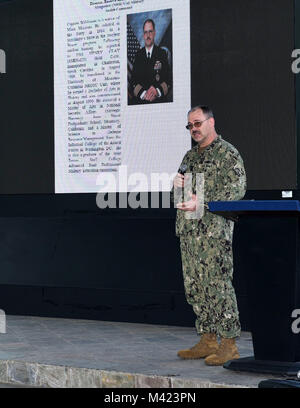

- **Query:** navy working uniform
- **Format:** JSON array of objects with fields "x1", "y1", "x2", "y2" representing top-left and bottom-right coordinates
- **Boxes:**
[{"x1": 173, "y1": 135, "x2": 247, "y2": 338}]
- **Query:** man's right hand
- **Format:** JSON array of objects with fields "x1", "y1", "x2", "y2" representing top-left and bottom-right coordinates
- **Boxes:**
[
  {"x1": 144, "y1": 86, "x2": 158, "y2": 102},
  {"x1": 173, "y1": 173, "x2": 185, "y2": 188}
]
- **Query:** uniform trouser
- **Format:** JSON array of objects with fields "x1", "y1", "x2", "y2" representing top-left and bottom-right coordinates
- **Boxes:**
[{"x1": 179, "y1": 233, "x2": 241, "y2": 338}]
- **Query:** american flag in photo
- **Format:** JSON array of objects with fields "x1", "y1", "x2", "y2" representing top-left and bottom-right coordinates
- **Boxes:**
[{"x1": 127, "y1": 22, "x2": 141, "y2": 98}]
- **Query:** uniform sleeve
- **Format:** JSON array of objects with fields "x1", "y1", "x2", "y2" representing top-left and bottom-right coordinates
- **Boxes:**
[
  {"x1": 212, "y1": 152, "x2": 247, "y2": 202},
  {"x1": 131, "y1": 51, "x2": 146, "y2": 99},
  {"x1": 156, "y1": 49, "x2": 171, "y2": 98}
]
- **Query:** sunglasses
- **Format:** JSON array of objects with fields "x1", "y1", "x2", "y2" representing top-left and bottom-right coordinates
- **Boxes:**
[{"x1": 185, "y1": 118, "x2": 210, "y2": 130}]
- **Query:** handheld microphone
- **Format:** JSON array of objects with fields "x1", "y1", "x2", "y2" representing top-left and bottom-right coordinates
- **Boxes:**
[{"x1": 178, "y1": 164, "x2": 187, "y2": 175}]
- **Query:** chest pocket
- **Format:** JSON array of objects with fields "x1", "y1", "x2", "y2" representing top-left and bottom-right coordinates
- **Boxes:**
[
  {"x1": 197, "y1": 161, "x2": 217, "y2": 200},
  {"x1": 200, "y1": 161, "x2": 216, "y2": 178}
]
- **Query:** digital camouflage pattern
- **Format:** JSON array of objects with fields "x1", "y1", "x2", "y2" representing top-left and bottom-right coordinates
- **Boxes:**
[
  {"x1": 173, "y1": 135, "x2": 247, "y2": 338},
  {"x1": 173, "y1": 135, "x2": 246, "y2": 238},
  {"x1": 180, "y1": 234, "x2": 242, "y2": 337}
]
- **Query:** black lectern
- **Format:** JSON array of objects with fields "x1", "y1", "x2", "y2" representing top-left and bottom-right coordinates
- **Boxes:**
[{"x1": 208, "y1": 200, "x2": 300, "y2": 376}]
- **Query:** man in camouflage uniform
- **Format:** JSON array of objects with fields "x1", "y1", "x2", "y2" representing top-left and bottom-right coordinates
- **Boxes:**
[{"x1": 173, "y1": 105, "x2": 246, "y2": 366}]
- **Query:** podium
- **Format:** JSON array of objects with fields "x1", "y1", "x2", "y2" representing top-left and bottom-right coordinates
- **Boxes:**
[{"x1": 208, "y1": 200, "x2": 300, "y2": 376}]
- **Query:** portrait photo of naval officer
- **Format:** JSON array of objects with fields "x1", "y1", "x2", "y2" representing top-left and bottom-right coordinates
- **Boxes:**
[{"x1": 127, "y1": 10, "x2": 173, "y2": 105}]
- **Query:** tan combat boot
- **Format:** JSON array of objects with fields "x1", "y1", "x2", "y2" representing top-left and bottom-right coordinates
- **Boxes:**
[
  {"x1": 204, "y1": 337, "x2": 240, "y2": 366},
  {"x1": 177, "y1": 333, "x2": 219, "y2": 359}
]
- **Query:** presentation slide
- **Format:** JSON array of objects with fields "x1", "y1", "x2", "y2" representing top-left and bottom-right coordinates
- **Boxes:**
[
  {"x1": 0, "y1": 0, "x2": 296, "y2": 195},
  {"x1": 54, "y1": 0, "x2": 191, "y2": 193}
]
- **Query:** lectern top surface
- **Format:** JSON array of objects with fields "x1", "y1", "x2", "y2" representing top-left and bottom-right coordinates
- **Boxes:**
[{"x1": 208, "y1": 200, "x2": 300, "y2": 212}]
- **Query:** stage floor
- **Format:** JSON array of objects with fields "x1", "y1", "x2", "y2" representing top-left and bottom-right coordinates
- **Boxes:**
[{"x1": 0, "y1": 315, "x2": 287, "y2": 388}]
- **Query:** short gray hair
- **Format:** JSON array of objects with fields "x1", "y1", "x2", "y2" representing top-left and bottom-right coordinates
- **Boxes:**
[{"x1": 188, "y1": 105, "x2": 214, "y2": 119}]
